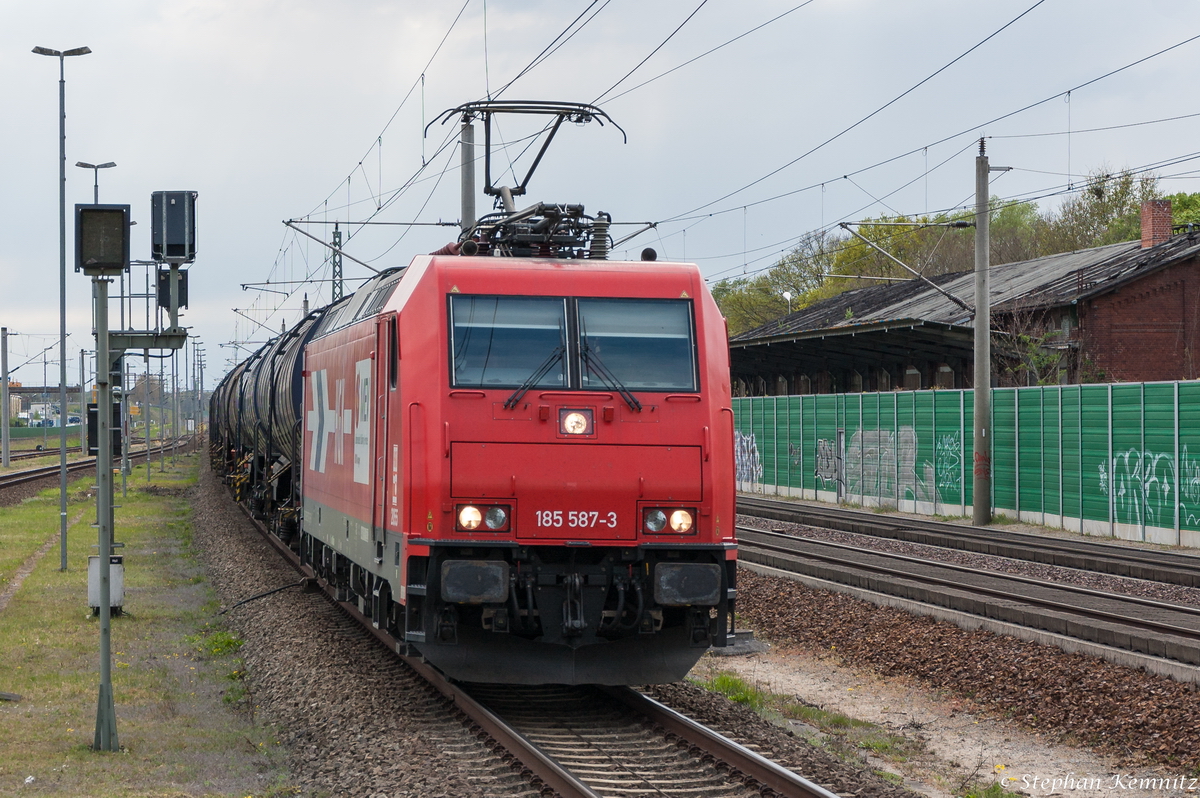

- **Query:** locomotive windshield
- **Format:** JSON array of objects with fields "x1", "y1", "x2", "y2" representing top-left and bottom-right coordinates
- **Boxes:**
[
  {"x1": 450, "y1": 294, "x2": 697, "y2": 392},
  {"x1": 578, "y1": 299, "x2": 696, "y2": 391},
  {"x1": 450, "y1": 296, "x2": 568, "y2": 388}
]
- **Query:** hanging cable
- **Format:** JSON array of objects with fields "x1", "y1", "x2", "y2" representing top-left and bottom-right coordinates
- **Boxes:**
[
  {"x1": 592, "y1": 0, "x2": 710, "y2": 105},
  {"x1": 662, "y1": 0, "x2": 1048, "y2": 222}
]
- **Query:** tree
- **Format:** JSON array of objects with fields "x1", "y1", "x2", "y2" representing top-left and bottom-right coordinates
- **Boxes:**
[
  {"x1": 711, "y1": 232, "x2": 834, "y2": 336},
  {"x1": 990, "y1": 200, "x2": 1043, "y2": 265},
  {"x1": 1167, "y1": 191, "x2": 1200, "y2": 227},
  {"x1": 714, "y1": 166, "x2": 1167, "y2": 339},
  {"x1": 1040, "y1": 169, "x2": 1159, "y2": 253}
]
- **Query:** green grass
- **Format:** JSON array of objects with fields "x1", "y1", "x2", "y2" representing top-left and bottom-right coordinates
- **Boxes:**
[
  {"x1": 962, "y1": 782, "x2": 1015, "y2": 798},
  {"x1": 693, "y1": 668, "x2": 916, "y2": 762},
  {"x1": 0, "y1": 452, "x2": 293, "y2": 796}
]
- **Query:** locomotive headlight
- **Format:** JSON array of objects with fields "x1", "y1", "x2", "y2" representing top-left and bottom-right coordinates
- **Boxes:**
[
  {"x1": 643, "y1": 507, "x2": 696, "y2": 534},
  {"x1": 644, "y1": 509, "x2": 667, "y2": 533},
  {"x1": 458, "y1": 505, "x2": 482, "y2": 530},
  {"x1": 559, "y1": 408, "x2": 593, "y2": 435},
  {"x1": 669, "y1": 509, "x2": 694, "y2": 533},
  {"x1": 484, "y1": 506, "x2": 509, "y2": 530}
]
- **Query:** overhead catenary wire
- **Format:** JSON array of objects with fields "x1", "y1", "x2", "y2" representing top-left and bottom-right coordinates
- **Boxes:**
[
  {"x1": 591, "y1": 0, "x2": 711, "y2": 105},
  {"x1": 654, "y1": 31, "x2": 1200, "y2": 282},
  {"x1": 662, "y1": 0, "x2": 1049, "y2": 223},
  {"x1": 492, "y1": 1, "x2": 610, "y2": 98},
  {"x1": 602, "y1": 1, "x2": 815, "y2": 105},
  {"x1": 705, "y1": 147, "x2": 1200, "y2": 288},
  {"x1": 303, "y1": 0, "x2": 472, "y2": 219}
]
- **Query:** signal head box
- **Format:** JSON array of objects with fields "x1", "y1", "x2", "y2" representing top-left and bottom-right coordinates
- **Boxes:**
[
  {"x1": 75, "y1": 204, "x2": 131, "y2": 274},
  {"x1": 151, "y1": 191, "x2": 198, "y2": 263}
]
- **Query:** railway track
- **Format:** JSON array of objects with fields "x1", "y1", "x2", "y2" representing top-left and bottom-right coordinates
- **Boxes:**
[
  {"x1": 738, "y1": 525, "x2": 1200, "y2": 668},
  {"x1": 3, "y1": 445, "x2": 84, "y2": 462},
  {"x1": 0, "y1": 439, "x2": 193, "y2": 491},
  {"x1": 738, "y1": 495, "x2": 1200, "y2": 587},
  {"x1": 237, "y1": 499, "x2": 836, "y2": 797}
]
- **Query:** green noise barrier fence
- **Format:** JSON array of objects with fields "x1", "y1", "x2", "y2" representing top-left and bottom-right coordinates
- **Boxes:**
[{"x1": 733, "y1": 382, "x2": 1200, "y2": 547}]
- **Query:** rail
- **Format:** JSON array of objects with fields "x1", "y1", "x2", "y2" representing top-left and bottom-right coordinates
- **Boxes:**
[
  {"x1": 739, "y1": 525, "x2": 1200, "y2": 668},
  {"x1": 233, "y1": 492, "x2": 835, "y2": 797},
  {"x1": 738, "y1": 495, "x2": 1200, "y2": 586}
]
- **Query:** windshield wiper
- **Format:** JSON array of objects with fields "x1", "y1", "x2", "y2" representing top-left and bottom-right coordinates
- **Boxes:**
[
  {"x1": 581, "y1": 340, "x2": 642, "y2": 412},
  {"x1": 503, "y1": 345, "x2": 565, "y2": 409}
]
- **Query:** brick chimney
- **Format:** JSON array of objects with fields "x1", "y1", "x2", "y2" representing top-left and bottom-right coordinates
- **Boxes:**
[{"x1": 1141, "y1": 199, "x2": 1173, "y2": 248}]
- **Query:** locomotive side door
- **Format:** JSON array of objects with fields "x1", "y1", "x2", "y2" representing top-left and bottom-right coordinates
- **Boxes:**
[{"x1": 373, "y1": 314, "x2": 399, "y2": 538}]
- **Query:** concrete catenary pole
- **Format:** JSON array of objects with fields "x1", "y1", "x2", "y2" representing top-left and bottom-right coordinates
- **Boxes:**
[
  {"x1": 972, "y1": 139, "x2": 992, "y2": 526},
  {"x1": 461, "y1": 114, "x2": 475, "y2": 235}
]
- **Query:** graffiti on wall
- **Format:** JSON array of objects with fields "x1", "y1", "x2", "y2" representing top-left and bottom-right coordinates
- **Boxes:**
[
  {"x1": 935, "y1": 433, "x2": 963, "y2": 492},
  {"x1": 1099, "y1": 445, "x2": 1200, "y2": 528},
  {"x1": 1183, "y1": 454, "x2": 1200, "y2": 525},
  {"x1": 804, "y1": 426, "x2": 960, "y2": 506},
  {"x1": 735, "y1": 431, "x2": 763, "y2": 483},
  {"x1": 814, "y1": 438, "x2": 840, "y2": 489}
]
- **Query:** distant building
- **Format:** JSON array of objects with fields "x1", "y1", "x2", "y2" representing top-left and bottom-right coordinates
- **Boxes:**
[
  {"x1": 29, "y1": 401, "x2": 59, "y2": 420},
  {"x1": 730, "y1": 200, "x2": 1200, "y2": 395}
]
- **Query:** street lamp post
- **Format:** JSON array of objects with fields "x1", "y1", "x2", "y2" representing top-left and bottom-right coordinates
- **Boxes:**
[
  {"x1": 33, "y1": 44, "x2": 91, "y2": 573},
  {"x1": 76, "y1": 161, "x2": 116, "y2": 205}
]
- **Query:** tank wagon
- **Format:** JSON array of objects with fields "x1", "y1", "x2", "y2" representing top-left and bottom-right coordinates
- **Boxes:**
[{"x1": 211, "y1": 102, "x2": 736, "y2": 684}]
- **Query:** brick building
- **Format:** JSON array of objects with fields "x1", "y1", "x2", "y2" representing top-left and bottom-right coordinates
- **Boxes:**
[{"x1": 730, "y1": 201, "x2": 1200, "y2": 395}]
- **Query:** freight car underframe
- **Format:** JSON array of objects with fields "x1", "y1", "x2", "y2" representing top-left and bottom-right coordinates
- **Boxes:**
[{"x1": 298, "y1": 526, "x2": 736, "y2": 685}]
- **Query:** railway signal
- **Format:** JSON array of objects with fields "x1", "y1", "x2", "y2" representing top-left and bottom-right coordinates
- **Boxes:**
[{"x1": 75, "y1": 191, "x2": 195, "y2": 752}]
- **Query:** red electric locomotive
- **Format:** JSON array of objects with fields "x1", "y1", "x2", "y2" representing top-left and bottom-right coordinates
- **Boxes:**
[{"x1": 212, "y1": 102, "x2": 736, "y2": 684}]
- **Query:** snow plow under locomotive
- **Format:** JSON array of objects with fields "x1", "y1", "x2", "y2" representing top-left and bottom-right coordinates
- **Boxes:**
[{"x1": 210, "y1": 102, "x2": 737, "y2": 684}]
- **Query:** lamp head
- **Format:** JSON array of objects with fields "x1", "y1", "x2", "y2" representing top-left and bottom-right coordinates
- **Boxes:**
[{"x1": 32, "y1": 46, "x2": 91, "y2": 57}]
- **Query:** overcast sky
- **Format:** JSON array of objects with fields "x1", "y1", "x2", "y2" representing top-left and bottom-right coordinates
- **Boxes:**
[{"x1": 5, "y1": 1, "x2": 1200, "y2": 386}]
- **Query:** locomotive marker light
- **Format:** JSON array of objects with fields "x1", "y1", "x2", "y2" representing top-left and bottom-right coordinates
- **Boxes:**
[
  {"x1": 456, "y1": 504, "x2": 511, "y2": 532},
  {"x1": 643, "y1": 507, "x2": 696, "y2": 534},
  {"x1": 458, "y1": 505, "x2": 482, "y2": 530}
]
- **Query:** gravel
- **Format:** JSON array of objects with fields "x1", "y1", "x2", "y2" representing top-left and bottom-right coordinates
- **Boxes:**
[
  {"x1": 0, "y1": 471, "x2": 63, "y2": 507},
  {"x1": 733, "y1": 514, "x2": 1200, "y2": 769},
  {"x1": 644, "y1": 681, "x2": 917, "y2": 798},
  {"x1": 193, "y1": 464, "x2": 539, "y2": 798}
]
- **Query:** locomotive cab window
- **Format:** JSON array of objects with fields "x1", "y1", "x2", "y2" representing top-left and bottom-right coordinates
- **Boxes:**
[
  {"x1": 578, "y1": 298, "x2": 697, "y2": 392},
  {"x1": 450, "y1": 294, "x2": 697, "y2": 393},
  {"x1": 450, "y1": 295, "x2": 568, "y2": 388}
]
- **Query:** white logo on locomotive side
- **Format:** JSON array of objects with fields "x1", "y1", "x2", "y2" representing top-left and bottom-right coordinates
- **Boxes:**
[
  {"x1": 306, "y1": 369, "x2": 339, "y2": 473},
  {"x1": 307, "y1": 365, "x2": 371, "y2": 480},
  {"x1": 353, "y1": 359, "x2": 371, "y2": 484}
]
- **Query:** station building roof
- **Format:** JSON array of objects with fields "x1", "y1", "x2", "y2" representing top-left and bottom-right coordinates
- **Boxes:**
[{"x1": 729, "y1": 231, "x2": 1200, "y2": 387}]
